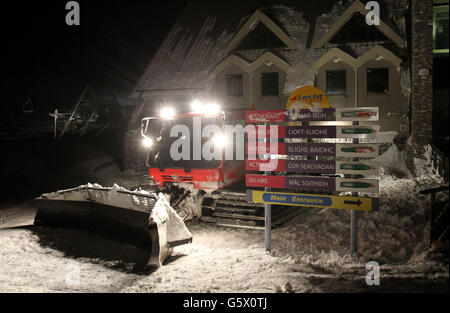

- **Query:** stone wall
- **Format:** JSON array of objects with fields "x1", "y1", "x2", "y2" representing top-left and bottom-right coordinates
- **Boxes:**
[{"x1": 409, "y1": 0, "x2": 434, "y2": 156}]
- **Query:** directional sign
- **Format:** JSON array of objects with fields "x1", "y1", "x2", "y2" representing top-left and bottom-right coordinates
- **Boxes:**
[
  {"x1": 247, "y1": 125, "x2": 380, "y2": 140},
  {"x1": 337, "y1": 107, "x2": 379, "y2": 122},
  {"x1": 336, "y1": 161, "x2": 379, "y2": 175},
  {"x1": 246, "y1": 174, "x2": 335, "y2": 191},
  {"x1": 246, "y1": 175, "x2": 379, "y2": 193},
  {"x1": 336, "y1": 178, "x2": 379, "y2": 193},
  {"x1": 246, "y1": 107, "x2": 379, "y2": 124},
  {"x1": 336, "y1": 144, "x2": 379, "y2": 158},
  {"x1": 246, "y1": 159, "x2": 379, "y2": 176},
  {"x1": 246, "y1": 159, "x2": 336, "y2": 174},
  {"x1": 337, "y1": 126, "x2": 380, "y2": 139},
  {"x1": 288, "y1": 108, "x2": 336, "y2": 122},
  {"x1": 247, "y1": 142, "x2": 379, "y2": 158},
  {"x1": 246, "y1": 110, "x2": 285, "y2": 124},
  {"x1": 247, "y1": 190, "x2": 379, "y2": 211}
]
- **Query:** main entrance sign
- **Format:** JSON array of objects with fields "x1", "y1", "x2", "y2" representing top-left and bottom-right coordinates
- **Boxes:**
[{"x1": 247, "y1": 190, "x2": 379, "y2": 212}]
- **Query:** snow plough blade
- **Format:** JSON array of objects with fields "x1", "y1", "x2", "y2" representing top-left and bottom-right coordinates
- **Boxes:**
[{"x1": 33, "y1": 184, "x2": 192, "y2": 268}]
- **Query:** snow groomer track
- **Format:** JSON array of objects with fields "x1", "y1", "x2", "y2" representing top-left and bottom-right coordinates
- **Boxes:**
[
  {"x1": 201, "y1": 191, "x2": 300, "y2": 230},
  {"x1": 34, "y1": 184, "x2": 193, "y2": 268}
]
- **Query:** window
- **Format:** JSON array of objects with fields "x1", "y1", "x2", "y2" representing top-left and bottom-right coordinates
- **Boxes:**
[
  {"x1": 326, "y1": 70, "x2": 346, "y2": 95},
  {"x1": 433, "y1": 3, "x2": 449, "y2": 54},
  {"x1": 226, "y1": 74, "x2": 243, "y2": 96},
  {"x1": 260, "y1": 72, "x2": 279, "y2": 96},
  {"x1": 367, "y1": 68, "x2": 389, "y2": 94}
]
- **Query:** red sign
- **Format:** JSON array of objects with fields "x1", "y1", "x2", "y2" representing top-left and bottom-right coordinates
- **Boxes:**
[
  {"x1": 246, "y1": 126, "x2": 336, "y2": 139},
  {"x1": 246, "y1": 142, "x2": 337, "y2": 156},
  {"x1": 246, "y1": 125, "x2": 286, "y2": 139},
  {"x1": 246, "y1": 159, "x2": 286, "y2": 172},
  {"x1": 246, "y1": 159, "x2": 337, "y2": 174},
  {"x1": 246, "y1": 174, "x2": 336, "y2": 191},
  {"x1": 246, "y1": 142, "x2": 286, "y2": 155},
  {"x1": 245, "y1": 175, "x2": 286, "y2": 188},
  {"x1": 246, "y1": 110, "x2": 285, "y2": 124}
]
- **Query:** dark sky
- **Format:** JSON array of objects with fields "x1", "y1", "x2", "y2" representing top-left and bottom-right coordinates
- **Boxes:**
[{"x1": 1, "y1": 0, "x2": 187, "y2": 114}]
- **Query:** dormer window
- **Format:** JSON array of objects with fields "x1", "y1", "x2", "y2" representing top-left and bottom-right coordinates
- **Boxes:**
[
  {"x1": 367, "y1": 68, "x2": 389, "y2": 94},
  {"x1": 326, "y1": 70, "x2": 346, "y2": 95},
  {"x1": 226, "y1": 74, "x2": 243, "y2": 97},
  {"x1": 260, "y1": 72, "x2": 279, "y2": 96}
]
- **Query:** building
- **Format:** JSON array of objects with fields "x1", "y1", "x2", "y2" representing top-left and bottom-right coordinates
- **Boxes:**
[{"x1": 130, "y1": 0, "x2": 441, "y2": 172}]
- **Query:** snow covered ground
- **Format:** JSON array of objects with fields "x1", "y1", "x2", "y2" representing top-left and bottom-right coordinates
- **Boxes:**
[{"x1": 0, "y1": 144, "x2": 448, "y2": 293}]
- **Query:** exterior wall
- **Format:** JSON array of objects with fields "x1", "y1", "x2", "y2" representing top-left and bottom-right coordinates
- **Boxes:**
[
  {"x1": 315, "y1": 51, "x2": 408, "y2": 135},
  {"x1": 252, "y1": 63, "x2": 288, "y2": 110},
  {"x1": 357, "y1": 59, "x2": 408, "y2": 135},
  {"x1": 212, "y1": 62, "x2": 288, "y2": 110},
  {"x1": 212, "y1": 64, "x2": 251, "y2": 109},
  {"x1": 410, "y1": 0, "x2": 434, "y2": 155},
  {"x1": 316, "y1": 61, "x2": 356, "y2": 109}
]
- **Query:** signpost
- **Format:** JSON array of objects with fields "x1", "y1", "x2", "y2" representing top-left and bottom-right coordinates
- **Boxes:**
[{"x1": 245, "y1": 87, "x2": 380, "y2": 254}]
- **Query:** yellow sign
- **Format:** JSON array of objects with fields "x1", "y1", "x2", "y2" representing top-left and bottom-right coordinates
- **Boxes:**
[
  {"x1": 286, "y1": 86, "x2": 330, "y2": 109},
  {"x1": 247, "y1": 190, "x2": 378, "y2": 212}
]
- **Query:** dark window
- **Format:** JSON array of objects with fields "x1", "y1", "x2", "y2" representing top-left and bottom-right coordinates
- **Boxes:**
[
  {"x1": 367, "y1": 68, "x2": 389, "y2": 94},
  {"x1": 226, "y1": 74, "x2": 243, "y2": 96},
  {"x1": 260, "y1": 72, "x2": 279, "y2": 96},
  {"x1": 326, "y1": 70, "x2": 346, "y2": 95}
]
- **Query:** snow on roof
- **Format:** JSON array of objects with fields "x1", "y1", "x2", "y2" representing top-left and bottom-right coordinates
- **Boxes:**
[
  {"x1": 132, "y1": 0, "x2": 405, "y2": 98},
  {"x1": 132, "y1": 0, "x2": 260, "y2": 96}
]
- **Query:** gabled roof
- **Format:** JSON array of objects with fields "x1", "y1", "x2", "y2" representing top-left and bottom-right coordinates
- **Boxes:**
[
  {"x1": 313, "y1": 0, "x2": 405, "y2": 48},
  {"x1": 132, "y1": 0, "x2": 346, "y2": 97},
  {"x1": 132, "y1": 0, "x2": 406, "y2": 98},
  {"x1": 223, "y1": 10, "x2": 297, "y2": 55},
  {"x1": 213, "y1": 52, "x2": 290, "y2": 74},
  {"x1": 312, "y1": 45, "x2": 403, "y2": 70}
]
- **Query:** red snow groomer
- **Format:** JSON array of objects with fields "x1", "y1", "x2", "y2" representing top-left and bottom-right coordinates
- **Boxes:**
[
  {"x1": 140, "y1": 103, "x2": 271, "y2": 229},
  {"x1": 141, "y1": 104, "x2": 246, "y2": 190}
]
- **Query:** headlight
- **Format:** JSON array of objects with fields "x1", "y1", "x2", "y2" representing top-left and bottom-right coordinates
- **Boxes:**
[
  {"x1": 191, "y1": 100, "x2": 203, "y2": 112},
  {"x1": 143, "y1": 138, "x2": 153, "y2": 148},
  {"x1": 213, "y1": 134, "x2": 228, "y2": 148},
  {"x1": 160, "y1": 107, "x2": 176, "y2": 120},
  {"x1": 205, "y1": 103, "x2": 221, "y2": 117}
]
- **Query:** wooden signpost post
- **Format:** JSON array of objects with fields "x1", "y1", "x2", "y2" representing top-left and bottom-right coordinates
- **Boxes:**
[{"x1": 245, "y1": 89, "x2": 380, "y2": 253}]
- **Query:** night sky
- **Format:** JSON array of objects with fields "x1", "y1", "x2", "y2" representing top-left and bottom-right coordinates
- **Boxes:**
[{"x1": 1, "y1": 0, "x2": 187, "y2": 115}]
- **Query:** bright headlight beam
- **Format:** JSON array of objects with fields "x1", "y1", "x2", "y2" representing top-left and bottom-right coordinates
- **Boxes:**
[
  {"x1": 191, "y1": 100, "x2": 203, "y2": 112},
  {"x1": 143, "y1": 138, "x2": 153, "y2": 148},
  {"x1": 205, "y1": 103, "x2": 221, "y2": 116},
  {"x1": 160, "y1": 107, "x2": 176, "y2": 120},
  {"x1": 213, "y1": 134, "x2": 228, "y2": 148}
]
